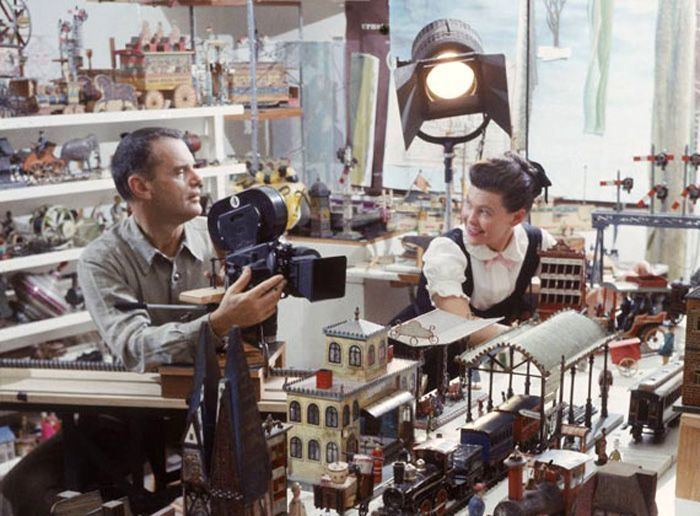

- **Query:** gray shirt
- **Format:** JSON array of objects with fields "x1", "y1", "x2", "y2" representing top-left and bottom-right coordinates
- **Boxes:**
[{"x1": 78, "y1": 215, "x2": 219, "y2": 372}]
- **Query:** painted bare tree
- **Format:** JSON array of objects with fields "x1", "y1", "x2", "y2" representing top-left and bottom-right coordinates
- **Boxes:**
[{"x1": 544, "y1": 0, "x2": 567, "y2": 47}]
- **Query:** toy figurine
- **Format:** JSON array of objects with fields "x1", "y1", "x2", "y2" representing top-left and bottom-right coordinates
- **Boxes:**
[
  {"x1": 609, "y1": 438, "x2": 622, "y2": 462},
  {"x1": 288, "y1": 482, "x2": 307, "y2": 516},
  {"x1": 468, "y1": 482, "x2": 486, "y2": 516},
  {"x1": 659, "y1": 327, "x2": 674, "y2": 364},
  {"x1": 595, "y1": 427, "x2": 608, "y2": 466}
]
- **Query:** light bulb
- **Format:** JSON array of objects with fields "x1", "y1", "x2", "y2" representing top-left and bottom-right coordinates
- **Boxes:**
[{"x1": 425, "y1": 52, "x2": 475, "y2": 100}]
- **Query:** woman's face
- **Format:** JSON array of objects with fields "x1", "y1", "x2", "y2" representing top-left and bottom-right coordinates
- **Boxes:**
[{"x1": 462, "y1": 186, "x2": 526, "y2": 251}]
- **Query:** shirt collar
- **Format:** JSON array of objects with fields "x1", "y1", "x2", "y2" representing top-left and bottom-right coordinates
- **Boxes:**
[
  {"x1": 121, "y1": 216, "x2": 204, "y2": 275},
  {"x1": 462, "y1": 223, "x2": 528, "y2": 262}
]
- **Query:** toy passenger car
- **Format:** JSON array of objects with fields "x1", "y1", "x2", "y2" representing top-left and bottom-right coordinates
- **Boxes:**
[{"x1": 628, "y1": 361, "x2": 682, "y2": 442}]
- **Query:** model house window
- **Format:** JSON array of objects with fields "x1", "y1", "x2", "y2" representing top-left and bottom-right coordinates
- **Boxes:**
[
  {"x1": 353, "y1": 400, "x2": 360, "y2": 421},
  {"x1": 379, "y1": 341, "x2": 386, "y2": 360},
  {"x1": 328, "y1": 342, "x2": 341, "y2": 363},
  {"x1": 308, "y1": 440, "x2": 320, "y2": 461},
  {"x1": 349, "y1": 345, "x2": 362, "y2": 366},
  {"x1": 694, "y1": 368, "x2": 700, "y2": 384},
  {"x1": 343, "y1": 405, "x2": 350, "y2": 427},
  {"x1": 289, "y1": 401, "x2": 301, "y2": 422},
  {"x1": 326, "y1": 442, "x2": 339, "y2": 464},
  {"x1": 290, "y1": 437, "x2": 302, "y2": 458},
  {"x1": 368, "y1": 345, "x2": 376, "y2": 366},
  {"x1": 326, "y1": 406, "x2": 338, "y2": 427},
  {"x1": 308, "y1": 404, "x2": 320, "y2": 425},
  {"x1": 695, "y1": 316, "x2": 700, "y2": 332}
]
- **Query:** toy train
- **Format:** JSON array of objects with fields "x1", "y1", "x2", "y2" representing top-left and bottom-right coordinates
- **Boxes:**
[
  {"x1": 628, "y1": 361, "x2": 683, "y2": 442},
  {"x1": 374, "y1": 395, "x2": 542, "y2": 515}
]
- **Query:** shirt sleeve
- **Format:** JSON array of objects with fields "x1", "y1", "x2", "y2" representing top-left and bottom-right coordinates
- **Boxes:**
[
  {"x1": 78, "y1": 256, "x2": 221, "y2": 373},
  {"x1": 422, "y1": 236, "x2": 469, "y2": 304}
]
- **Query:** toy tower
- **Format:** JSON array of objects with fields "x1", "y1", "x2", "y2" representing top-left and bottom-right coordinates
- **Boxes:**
[
  {"x1": 537, "y1": 241, "x2": 586, "y2": 320},
  {"x1": 284, "y1": 309, "x2": 419, "y2": 483}
]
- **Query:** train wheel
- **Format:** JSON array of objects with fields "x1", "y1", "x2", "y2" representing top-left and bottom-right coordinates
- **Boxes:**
[
  {"x1": 174, "y1": 84, "x2": 197, "y2": 108},
  {"x1": 617, "y1": 358, "x2": 638, "y2": 377},
  {"x1": 144, "y1": 90, "x2": 165, "y2": 110},
  {"x1": 418, "y1": 498, "x2": 432, "y2": 515},
  {"x1": 435, "y1": 488, "x2": 449, "y2": 515}
]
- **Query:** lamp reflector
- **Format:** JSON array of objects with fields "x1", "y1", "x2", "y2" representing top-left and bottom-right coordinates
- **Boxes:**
[{"x1": 425, "y1": 52, "x2": 476, "y2": 100}]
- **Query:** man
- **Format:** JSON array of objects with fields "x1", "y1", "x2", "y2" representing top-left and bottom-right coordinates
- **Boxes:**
[
  {"x1": 1, "y1": 128, "x2": 285, "y2": 515},
  {"x1": 79, "y1": 126, "x2": 285, "y2": 372}
]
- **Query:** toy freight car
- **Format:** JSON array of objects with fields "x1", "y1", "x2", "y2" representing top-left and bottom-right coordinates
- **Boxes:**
[{"x1": 628, "y1": 361, "x2": 683, "y2": 442}]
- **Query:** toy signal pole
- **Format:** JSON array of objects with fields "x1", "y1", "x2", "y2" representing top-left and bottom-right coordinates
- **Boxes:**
[
  {"x1": 633, "y1": 145, "x2": 674, "y2": 214},
  {"x1": 680, "y1": 146, "x2": 700, "y2": 215}
]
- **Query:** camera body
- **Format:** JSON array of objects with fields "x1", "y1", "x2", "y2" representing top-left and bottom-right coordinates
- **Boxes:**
[{"x1": 208, "y1": 186, "x2": 347, "y2": 302}]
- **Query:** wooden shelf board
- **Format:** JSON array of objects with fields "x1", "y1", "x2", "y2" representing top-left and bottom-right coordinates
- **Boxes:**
[
  {"x1": 0, "y1": 311, "x2": 96, "y2": 354},
  {"x1": 0, "y1": 105, "x2": 244, "y2": 131},
  {"x1": 225, "y1": 106, "x2": 302, "y2": 122},
  {"x1": 0, "y1": 248, "x2": 85, "y2": 275}
]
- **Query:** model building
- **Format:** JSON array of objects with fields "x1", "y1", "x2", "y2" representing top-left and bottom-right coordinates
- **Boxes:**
[{"x1": 284, "y1": 309, "x2": 419, "y2": 483}]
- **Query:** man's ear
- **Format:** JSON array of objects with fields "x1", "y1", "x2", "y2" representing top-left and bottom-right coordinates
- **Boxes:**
[
  {"x1": 511, "y1": 208, "x2": 527, "y2": 227},
  {"x1": 127, "y1": 174, "x2": 151, "y2": 201}
]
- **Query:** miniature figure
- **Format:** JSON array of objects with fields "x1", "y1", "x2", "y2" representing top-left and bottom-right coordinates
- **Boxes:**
[
  {"x1": 659, "y1": 327, "x2": 674, "y2": 364},
  {"x1": 288, "y1": 482, "x2": 307, "y2": 516},
  {"x1": 609, "y1": 438, "x2": 622, "y2": 462},
  {"x1": 594, "y1": 427, "x2": 608, "y2": 466},
  {"x1": 468, "y1": 482, "x2": 486, "y2": 516}
]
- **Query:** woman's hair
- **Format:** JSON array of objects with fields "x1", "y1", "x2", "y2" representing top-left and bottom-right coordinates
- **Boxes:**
[{"x1": 469, "y1": 151, "x2": 551, "y2": 213}]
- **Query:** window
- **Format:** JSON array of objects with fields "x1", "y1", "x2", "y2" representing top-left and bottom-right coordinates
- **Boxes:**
[
  {"x1": 401, "y1": 375, "x2": 408, "y2": 390},
  {"x1": 368, "y1": 345, "x2": 375, "y2": 366},
  {"x1": 328, "y1": 342, "x2": 341, "y2": 364},
  {"x1": 343, "y1": 405, "x2": 350, "y2": 427},
  {"x1": 290, "y1": 437, "x2": 302, "y2": 458},
  {"x1": 308, "y1": 440, "x2": 320, "y2": 461},
  {"x1": 326, "y1": 406, "x2": 338, "y2": 428},
  {"x1": 694, "y1": 316, "x2": 700, "y2": 332},
  {"x1": 289, "y1": 401, "x2": 301, "y2": 422},
  {"x1": 308, "y1": 404, "x2": 320, "y2": 425},
  {"x1": 326, "y1": 442, "x2": 339, "y2": 464},
  {"x1": 349, "y1": 345, "x2": 362, "y2": 367},
  {"x1": 353, "y1": 400, "x2": 360, "y2": 421},
  {"x1": 694, "y1": 369, "x2": 700, "y2": 384},
  {"x1": 379, "y1": 341, "x2": 386, "y2": 361}
]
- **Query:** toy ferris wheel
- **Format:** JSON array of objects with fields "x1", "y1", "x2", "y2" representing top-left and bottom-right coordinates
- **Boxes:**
[{"x1": 0, "y1": 0, "x2": 31, "y2": 50}]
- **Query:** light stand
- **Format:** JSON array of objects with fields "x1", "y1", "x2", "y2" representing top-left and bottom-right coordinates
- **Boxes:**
[{"x1": 416, "y1": 115, "x2": 491, "y2": 231}]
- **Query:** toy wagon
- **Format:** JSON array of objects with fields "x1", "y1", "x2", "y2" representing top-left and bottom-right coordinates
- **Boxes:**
[
  {"x1": 114, "y1": 48, "x2": 197, "y2": 109},
  {"x1": 609, "y1": 338, "x2": 641, "y2": 376}
]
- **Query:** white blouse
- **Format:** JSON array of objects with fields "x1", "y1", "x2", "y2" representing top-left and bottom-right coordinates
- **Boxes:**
[{"x1": 422, "y1": 224, "x2": 557, "y2": 311}]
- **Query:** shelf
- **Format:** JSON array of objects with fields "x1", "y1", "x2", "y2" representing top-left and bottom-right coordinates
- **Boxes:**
[
  {"x1": 0, "y1": 163, "x2": 246, "y2": 215},
  {"x1": 0, "y1": 248, "x2": 85, "y2": 275},
  {"x1": 0, "y1": 105, "x2": 244, "y2": 131},
  {"x1": 0, "y1": 311, "x2": 96, "y2": 354},
  {"x1": 225, "y1": 106, "x2": 302, "y2": 122}
]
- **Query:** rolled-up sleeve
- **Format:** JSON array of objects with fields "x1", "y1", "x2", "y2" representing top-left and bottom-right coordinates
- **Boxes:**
[
  {"x1": 78, "y1": 257, "x2": 215, "y2": 373},
  {"x1": 422, "y1": 237, "x2": 469, "y2": 305}
]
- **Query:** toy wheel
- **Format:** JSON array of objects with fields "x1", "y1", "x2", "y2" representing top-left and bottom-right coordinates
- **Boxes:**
[
  {"x1": 50, "y1": 160, "x2": 65, "y2": 175},
  {"x1": 173, "y1": 84, "x2": 197, "y2": 108},
  {"x1": 26, "y1": 162, "x2": 46, "y2": 180},
  {"x1": 642, "y1": 325, "x2": 664, "y2": 352},
  {"x1": 40, "y1": 206, "x2": 76, "y2": 242},
  {"x1": 435, "y1": 488, "x2": 449, "y2": 516},
  {"x1": 617, "y1": 357, "x2": 638, "y2": 377},
  {"x1": 419, "y1": 498, "x2": 432, "y2": 515},
  {"x1": 144, "y1": 90, "x2": 165, "y2": 110}
]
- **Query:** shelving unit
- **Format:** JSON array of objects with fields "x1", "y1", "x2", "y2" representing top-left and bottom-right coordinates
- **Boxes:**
[{"x1": 0, "y1": 106, "x2": 248, "y2": 355}]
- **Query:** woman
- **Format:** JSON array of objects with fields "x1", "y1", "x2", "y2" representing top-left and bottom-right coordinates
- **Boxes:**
[{"x1": 396, "y1": 152, "x2": 556, "y2": 388}]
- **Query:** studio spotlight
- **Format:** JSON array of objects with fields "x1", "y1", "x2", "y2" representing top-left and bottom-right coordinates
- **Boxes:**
[{"x1": 394, "y1": 18, "x2": 512, "y2": 229}]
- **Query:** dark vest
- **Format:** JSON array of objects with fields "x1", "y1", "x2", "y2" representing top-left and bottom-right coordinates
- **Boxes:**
[{"x1": 415, "y1": 225, "x2": 543, "y2": 324}]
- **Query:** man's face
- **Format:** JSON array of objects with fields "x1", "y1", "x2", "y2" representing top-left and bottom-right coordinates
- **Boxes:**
[
  {"x1": 461, "y1": 186, "x2": 523, "y2": 249},
  {"x1": 141, "y1": 137, "x2": 202, "y2": 223}
]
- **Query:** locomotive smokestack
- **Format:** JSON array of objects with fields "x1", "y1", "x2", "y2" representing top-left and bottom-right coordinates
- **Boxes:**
[
  {"x1": 394, "y1": 461, "x2": 405, "y2": 484},
  {"x1": 504, "y1": 447, "x2": 527, "y2": 501}
]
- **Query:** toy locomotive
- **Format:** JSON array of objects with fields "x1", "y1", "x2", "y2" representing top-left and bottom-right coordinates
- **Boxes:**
[{"x1": 627, "y1": 361, "x2": 683, "y2": 442}]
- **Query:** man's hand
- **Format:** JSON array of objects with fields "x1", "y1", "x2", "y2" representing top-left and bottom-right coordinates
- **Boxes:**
[{"x1": 209, "y1": 268, "x2": 287, "y2": 338}]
